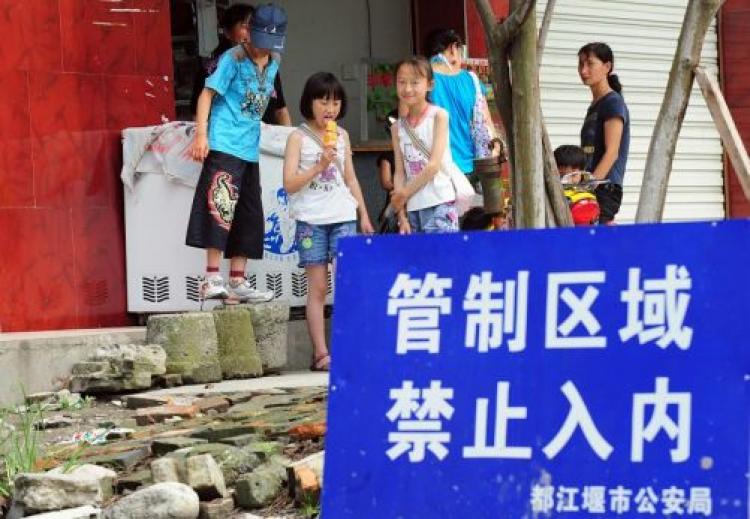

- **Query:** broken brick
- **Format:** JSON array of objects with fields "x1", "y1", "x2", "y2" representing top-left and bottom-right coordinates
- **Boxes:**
[
  {"x1": 134, "y1": 405, "x2": 199, "y2": 426},
  {"x1": 288, "y1": 422, "x2": 326, "y2": 440},
  {"x1": 194, "y1": 397, "x2": 231, "y2": 414}
]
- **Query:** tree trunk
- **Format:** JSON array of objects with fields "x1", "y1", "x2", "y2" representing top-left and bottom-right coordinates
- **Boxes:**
[
  {"x1": 474, "y1": 4, "x2": 517, "y2": 223},
  {"x1": 694, "y1": 66, "x2": 750, "y2": 202},
  {"x1": 537, "y1": 0, "x2": 556, "y2": 64},
  {"x1": 472, "y1": 0, "x2": 535, "y2": 226},
  {"x1": 536, "y1": 0, "x2": 573, "y2": 227},
  {"x1": 544, "y1": 193, "x2": 556, "y2": 227},
  {"x1": 635, "y1": 0, "x2": 722, "y2": 223},
  {"x1": 542, "y1": 120, "x2": 574, "y2": 226},
  {"x1": 485, "y1": 45, "x2": 517, "y2": 213},
  {"x1": 510, "y1": 0, "x2": 545, "y2": 228}
]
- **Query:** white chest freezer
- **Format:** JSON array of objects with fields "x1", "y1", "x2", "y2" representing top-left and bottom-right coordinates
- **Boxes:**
[{"x1": 121, "y1": 122, "x2": 331, "y2": 312}]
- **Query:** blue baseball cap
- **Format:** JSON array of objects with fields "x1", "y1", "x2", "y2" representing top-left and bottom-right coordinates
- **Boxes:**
[{"x1": 251, "y1": 4, "x2": 287, "y2": 53}]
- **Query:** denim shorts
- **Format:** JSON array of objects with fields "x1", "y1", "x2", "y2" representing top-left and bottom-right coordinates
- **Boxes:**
[
  {"x1": 295, "y1": 220, "x2": 357, "y2": 268},
  {"x1": 407, "y1": 202, "x2": 459, "y2": 233}
]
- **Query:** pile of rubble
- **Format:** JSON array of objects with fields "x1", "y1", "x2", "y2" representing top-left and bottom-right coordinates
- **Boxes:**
[
  {"x1": 0, "y1": 301, "x2": 331, "y2": 518},
  {"x1": 3, "y1": 386, "x2": 327, "y2": 518},
  {"x1": 69, "y1": 344, "x2": 168, "y2": 394}
]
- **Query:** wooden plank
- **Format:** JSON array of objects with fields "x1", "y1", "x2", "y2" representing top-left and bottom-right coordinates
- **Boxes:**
[{"x1": 694, "y1": 66, "x2": 750, "y2": 202}]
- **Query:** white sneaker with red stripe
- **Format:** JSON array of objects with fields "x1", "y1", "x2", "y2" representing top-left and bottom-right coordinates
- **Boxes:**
[
  {"x1": 227, "y1": 278, "x2": 274, "y2": 303},
  {"x1": 200, "y1": 274, "x2": 229, "y2": 300}
]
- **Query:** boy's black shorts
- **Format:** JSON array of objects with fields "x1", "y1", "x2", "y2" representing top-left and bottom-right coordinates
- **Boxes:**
[
  {"x1": 185, "y1": 151, "x2": 264, "y2": 259},
  {"x1": 595, "y1": 183, "x2": 623, "y2": 224}
]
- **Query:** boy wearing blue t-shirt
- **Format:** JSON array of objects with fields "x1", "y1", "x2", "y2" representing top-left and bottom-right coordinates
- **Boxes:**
[{"x1": 186, "y1": 3, "x2": 287, "y2": 303}]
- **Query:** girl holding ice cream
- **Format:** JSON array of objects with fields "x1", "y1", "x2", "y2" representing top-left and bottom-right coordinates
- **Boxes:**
[{"x1": 283, "y1": 72, "x2": 374, "y2": 371}]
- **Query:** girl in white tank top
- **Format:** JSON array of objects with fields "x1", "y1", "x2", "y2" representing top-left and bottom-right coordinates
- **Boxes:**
[
  {"x1": 289, "y1": 126, "x2": 357, "y2": 224},
  {"x1": 390, "y1": 57, "x2": 459, "y2": 233},
  {"x1": 282, "y1": 72, "x2": 373, "y2": 372}
]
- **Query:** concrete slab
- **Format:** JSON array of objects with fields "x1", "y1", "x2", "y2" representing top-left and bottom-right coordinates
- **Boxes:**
[
  {"x1": 0, "y1": 317, "x2": 327, "y2": 406},
  {"x1": 0, "y1": 327, "x2": 146, "y2": 406},
  {"x1": 138, "y1": 371, "x2": 329, "y2": 397},
  {"x1": 0, "y1": 327, "x2": 144, "y2": 342}
]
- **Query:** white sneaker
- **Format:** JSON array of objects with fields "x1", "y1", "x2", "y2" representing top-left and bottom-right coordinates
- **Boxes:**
[
  {"x1": 228, "y1": 278, "x2": 274, "y2": 303},
  {"x1": 200, "y1": 274, "x2": 229, "y2": 300}
]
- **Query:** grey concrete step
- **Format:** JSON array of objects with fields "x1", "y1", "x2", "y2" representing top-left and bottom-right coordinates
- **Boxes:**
[
  {"x1": 141, "y1": 371, "x2": 329, "y2": 397},
  {"x1": 0, "y1": 319, "x2": 323, "y2": 406},
  {"x1": 0, "y1": 327, "x2": 146, "y2": 406}
]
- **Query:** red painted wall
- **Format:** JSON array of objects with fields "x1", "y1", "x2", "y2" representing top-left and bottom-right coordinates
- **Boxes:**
[
  {"x1": 412, "y1": 0, "x2": 466, "y2": 54},
  {"x1": 720, "y1": 0, "x2": 750, "y2": 218},
  {"x1": 466, "y1": 0, "x2": 509, "y2": 58},
  {"x1": 0, "y1": 0, "x2": 175, "y2": 332}
]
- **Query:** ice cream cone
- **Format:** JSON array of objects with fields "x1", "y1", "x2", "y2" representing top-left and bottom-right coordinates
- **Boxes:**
[{"x1": 323, "y1": 121, "x2": 337, "y2": 147}]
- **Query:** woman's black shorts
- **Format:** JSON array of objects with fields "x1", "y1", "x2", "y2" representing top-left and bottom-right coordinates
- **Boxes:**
[{"x1": 595, "y1": 183, "x2": 623, "y2": 224}]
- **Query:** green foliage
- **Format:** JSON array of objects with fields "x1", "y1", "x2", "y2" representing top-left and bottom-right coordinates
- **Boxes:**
[
  {"x1": 60, "y1": 443, "x2": 88, "y2": 474},
  {"x1": 298, "y1": 491, "x2": 321, "y2": 518},
  {"x1": 366, "y1": 63, "x2": 398, "y2": 124},
  {"x1": 57, "y1": 393, "x2": 94, "y2": 412},
  {"x1": 0, "y1": 399, "x2": 43, "y2": 498}
]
